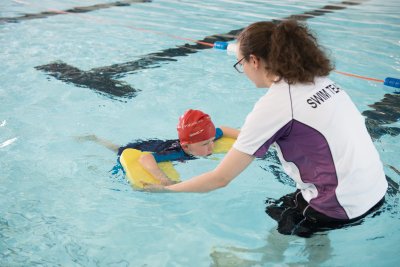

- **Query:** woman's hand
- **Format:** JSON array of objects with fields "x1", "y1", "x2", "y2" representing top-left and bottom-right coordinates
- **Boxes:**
[
  {"x1": 142, "y1": 183, "x2": 172, "y2": 193},
  {"x1": 159, "y1": 177, "x2": 176, "y2": 186}
]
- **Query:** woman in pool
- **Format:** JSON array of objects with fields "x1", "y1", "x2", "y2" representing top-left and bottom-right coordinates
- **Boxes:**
[{"x1": 151, "y1": 20, "x2": 388, "y2": 237}]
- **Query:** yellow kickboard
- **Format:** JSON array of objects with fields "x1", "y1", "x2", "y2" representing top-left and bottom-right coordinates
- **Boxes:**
[
  {"x1": 120, "y1": 136, "x2": 235, "y2": 189},
  {"x1": 212, "y1": 136, "x2": 235, "y2": 154},
  {"x1": 120, "y1": 149, "x2": 180, "y2": 189}
]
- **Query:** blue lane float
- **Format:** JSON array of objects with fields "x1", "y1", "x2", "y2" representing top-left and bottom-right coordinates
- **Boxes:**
[
  {"x1": 213, "y1": 41, "x2": 228, "y2": 50},
  {"x1": 384, "y1": 77, "x2": 400, "y2": 89},
  {"x1": 213, "y1": 41, "x2": 237, "y2": 55}
]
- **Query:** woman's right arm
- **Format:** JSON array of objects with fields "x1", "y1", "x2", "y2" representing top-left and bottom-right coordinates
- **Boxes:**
[{"x1": 164, "y1": 148, "x2": 254, "y2": 192}]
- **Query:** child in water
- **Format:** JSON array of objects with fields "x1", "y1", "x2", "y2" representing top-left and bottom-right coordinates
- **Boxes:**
[{"x1": 78, "y1": 109, "x2": 239, "y2": 185}]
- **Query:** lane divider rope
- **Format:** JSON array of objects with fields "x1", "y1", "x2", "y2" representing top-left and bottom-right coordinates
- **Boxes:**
[{"x1": 12, "y1": 0, "x2": 400, "y2": 89}]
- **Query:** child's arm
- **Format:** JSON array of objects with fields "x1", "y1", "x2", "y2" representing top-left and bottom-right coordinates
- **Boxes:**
[
  {"x1": 139, "y1": 153, "x2": 175, "y2": 186},
  {"x1": 219, "y1": 126, "x2": 240, "y2": 139}
]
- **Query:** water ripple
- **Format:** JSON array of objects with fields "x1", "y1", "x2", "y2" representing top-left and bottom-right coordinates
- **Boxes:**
[{"x1": 0, "y1": 137, "x2": 17, "y2": 148}]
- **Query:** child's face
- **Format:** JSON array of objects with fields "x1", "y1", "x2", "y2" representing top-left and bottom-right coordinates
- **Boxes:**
[{"x1": 185, "y1": 137, "x2": 215, "y2": 157}]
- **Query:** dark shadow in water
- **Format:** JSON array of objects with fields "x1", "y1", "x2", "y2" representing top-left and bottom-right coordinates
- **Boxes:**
[
  {"x1": 90, "y1": 33, "x2": 240, "y2": 79},
  {"x1": 259, "y1": 150, "x2": 296, "y2": 187},
  {"x1": 35, "y1": 61, "x2": 138, "y2": 101},
  {"x1": 386, "y1": 175, "x2": 400, "y2": 197},
  {"x1": 0, "y1": 0, "x2": 151, "y2": 24},
  {"x1": 34, "y1": 1, "x2": 367, "y2": 99},
  {"x1": 34, "y1": 31, "x2": 240, "y2": 100},
  {"x1": 363, "y1": 94, "x2": 400, "y2": 140}
]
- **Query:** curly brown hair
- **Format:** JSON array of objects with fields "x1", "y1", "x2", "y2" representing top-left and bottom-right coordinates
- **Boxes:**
[{"x1": 237, "y1": 20, "x2": 334, "y2": 84}]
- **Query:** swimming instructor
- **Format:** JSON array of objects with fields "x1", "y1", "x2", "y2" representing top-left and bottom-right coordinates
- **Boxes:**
[{"x1": 149, "y1": 20, "x2": 388, "y2": 236}]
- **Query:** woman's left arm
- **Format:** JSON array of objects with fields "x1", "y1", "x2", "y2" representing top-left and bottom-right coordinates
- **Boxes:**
[{"x1": 164, "y1": 148, "x2": 254, "y2": 192}]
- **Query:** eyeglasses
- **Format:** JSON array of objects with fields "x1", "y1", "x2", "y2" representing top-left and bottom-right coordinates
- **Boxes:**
[{"x1": 233, "y1": 56, "x2": 246, "y2": 73}]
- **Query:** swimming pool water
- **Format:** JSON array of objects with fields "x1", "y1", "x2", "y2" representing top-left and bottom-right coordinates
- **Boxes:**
[{"x1": 1, "y1": 0, "x2": 399, "y2": 266}]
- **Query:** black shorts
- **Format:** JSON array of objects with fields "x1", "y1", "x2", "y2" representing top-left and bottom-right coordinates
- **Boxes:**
[{"x1": 265, "y1": 190, "x2": 385, "y2": 238}]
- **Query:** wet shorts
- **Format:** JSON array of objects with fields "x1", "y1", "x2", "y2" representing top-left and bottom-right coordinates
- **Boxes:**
[{"x1": 265, "y1": 190, "x2": 385, "y2": 238}]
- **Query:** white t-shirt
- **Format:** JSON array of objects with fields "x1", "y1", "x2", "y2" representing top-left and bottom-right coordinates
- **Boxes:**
[{"x1": 234, "y1": 77, "x2": 387, "y2": 219}]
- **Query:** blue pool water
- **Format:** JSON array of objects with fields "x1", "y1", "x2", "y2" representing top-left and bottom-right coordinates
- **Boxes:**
[{"x1": 1, "y1": 0, "x2": 399, "y2": 266}]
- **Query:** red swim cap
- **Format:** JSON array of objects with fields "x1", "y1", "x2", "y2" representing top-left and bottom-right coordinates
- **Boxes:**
[{"x1": 177, "y1": 109, "x2": 216, "y2": 145}]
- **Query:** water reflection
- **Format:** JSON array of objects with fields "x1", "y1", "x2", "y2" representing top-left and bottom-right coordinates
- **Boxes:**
[{"x1": 210, "y1": 227, "x2": 332, "y2": 267}]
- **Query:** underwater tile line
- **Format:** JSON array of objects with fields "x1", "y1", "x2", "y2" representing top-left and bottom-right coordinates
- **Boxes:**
[
  {"x1": 0, "y1": 0, "x2": 151, "y2": 23},
  {"x1": 34, "y1": 0, "x2": 367, "y2": 99},
  {"x1": 30, "y1": 0, "x2": 400, "y2": 139}
]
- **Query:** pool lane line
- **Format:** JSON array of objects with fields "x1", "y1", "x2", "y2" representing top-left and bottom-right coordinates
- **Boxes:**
[
  {"x1": 15, "y1": 0, "x2": 398, "y2": 89},
  {"x1": 331, "y1": 72, "x2": 399, "y2": 89},
  {"x1": 8, "y1": 0, "x2": 214, "y2": 49},
  {"x1": 388, "y1": 165, "x2": 400, "y2": 177},
  {"x1": 1, "y1": 0, "x2": 151, "y2": 23},
  {"x1": 19, "y1": 0, "x2": 399, "y2": 89},
  {"x1": 333, "y1": 71, "x2": 399, "y2": 90},
  {"x1": 33, "y1": 0, "x2": 372, "y2": 99},
  {"x1": 30, "y1": 0, "x2": 400, "y2": 91},
  {"x1": 21, "y1": 0, "x2": 400, "y2": 138},
  {"x1": 334, "y1": 70, "x2": 384, "y2": 83},
  {"x1": 386, "y1": 175, "x2": 400, "y2": 197},
  {"x1": 35, "y1": 61, "x2": 139, "y2": 100}
]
